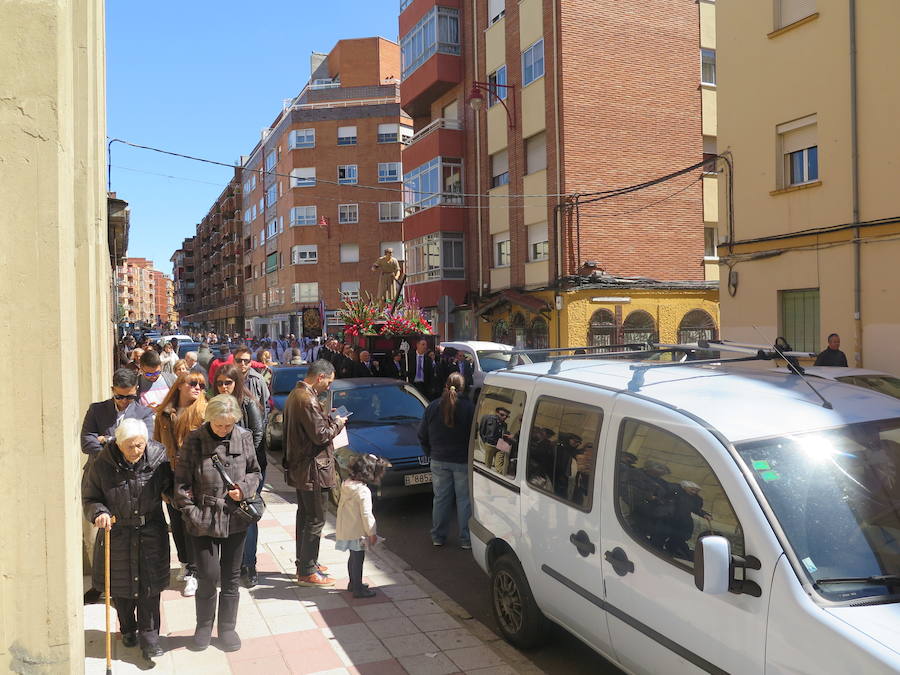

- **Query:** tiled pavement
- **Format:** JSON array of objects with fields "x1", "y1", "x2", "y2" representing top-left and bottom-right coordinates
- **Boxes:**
[{"x1": 84, "y1": 467, "x2": 542, "y2": 674}]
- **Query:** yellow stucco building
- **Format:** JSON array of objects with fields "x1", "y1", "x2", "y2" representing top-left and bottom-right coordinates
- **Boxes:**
[
  {"x1": 0, "y1": 0, "x2": 111, "y2": 670},
  {"x1": 717, "y1": 1, "x2": 900, "y2": 373}
]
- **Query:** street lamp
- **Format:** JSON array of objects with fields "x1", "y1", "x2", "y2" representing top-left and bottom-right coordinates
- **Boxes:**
[{"x1": 467, "y1": 81, "x2": 516, "y2": 128}]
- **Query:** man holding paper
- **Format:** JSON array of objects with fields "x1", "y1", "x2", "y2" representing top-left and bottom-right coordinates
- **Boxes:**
[{"x1": 282, "y1": 359, "x2": 348, "y2": 587}]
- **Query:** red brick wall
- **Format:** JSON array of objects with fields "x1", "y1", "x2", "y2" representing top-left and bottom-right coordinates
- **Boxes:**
[{"x1": 557, "y1": 0, "x2": 704, "y2": 281}]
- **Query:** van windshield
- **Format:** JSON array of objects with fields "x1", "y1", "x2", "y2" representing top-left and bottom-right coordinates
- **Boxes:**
[{"x1": 737, "y1": 419, "x2": 900, "y2": 602}]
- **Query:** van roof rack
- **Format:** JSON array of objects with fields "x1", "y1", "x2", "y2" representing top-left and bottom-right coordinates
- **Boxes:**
[{"x1": 507, "y1": 343, "x2": 701, "y2": 374}]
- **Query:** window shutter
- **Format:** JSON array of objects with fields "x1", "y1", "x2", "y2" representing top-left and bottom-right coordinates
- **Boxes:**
[
  {"x1": 378, "y1": 123, "x2": 399, "y2": 135},
  {"x1": 778, "y1": 0, "x2": 816, "y2": 28},
  {"x1": 526, "y1": 133, "x2": 547, "y2": 174},
  {"x1": 488, "y1": 0, "x2": 504, "y2": 23},
  {"x1": 778, "y1": 115, "x2": 817, "y2": 154},
  {"x1": 491, "y1": 150, "x2": 509, "y2": 177},
  {"x1": 528, "y1": 223, "x2": 548, "y2": 247},
  {"x1": 338, "y1": 126, "x2": 357, "y2": 138}
]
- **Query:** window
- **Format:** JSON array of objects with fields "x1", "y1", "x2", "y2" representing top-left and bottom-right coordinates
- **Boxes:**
[
  {"x1": 379, "y1": 202, "x2": 403, "y2": 222},
  {"x1": 265, "y1": 150, "x2": 276, "y2": 172},
  {"x1": 403, "y1": 157, "x2": 463, "y2": 213},
  {"x1": 777, "y1": 0, "x2": 816, "y2": 29},
  {"x1": 291, "y1": 167, "x2": 316, "y2": 188},
  {"x1": 266, "y1": 217, "x2": 282, "y2": 239},
  {"x1": 528, "y1": 318, "x2": 549, "y2": 350},
  {"x1": 525, "y1": 133, "x2": 547, "y2": 174},
  {"x1": 244, "y1": 264, "x2": 252, "y2": 280},
  {"x1": 265, "y1": 184, "x2": 278, "y2": 207},
  {"x1": 400, "y1": 6, "x2": 461, "y2": 79},
  {"x1": 678, "y1": 310, "x2": 718, "y2": 344},
  {"x1": 340, "y1": 281, "x2": 360, "y2": 301},
  {"x1": 289, "y1": 128, "x2": 315, "y2": 149},
  {"x1": 337, "y1": 126, "x2": 357, "y2": 146},
  {"x1": 623, "y1": 310, "x2": 656, "y2": 344},
  {"x1": 290, "y1": 205, "x2": 317, "y2": 226},
  {"x1": 340, "y1": 244, "x2": 359, "y2": 263},
  {"x1": 243, "y1": 173, "x2": 257, "y2": 194},
  {"x1": 292, "y1": 282, "x2": 319, "y2": 303},
  {"x1": 474, "y1": 385, "x2": 526, "y2": 478},
  {"x1": 378, "y1": 123, "x2": 410, "y2": 143},
  {"x1": 267, "y1": 287, "x2": 283, "y2": 306},
  {"x1": 378, "y1": 162, "x2": 402, "y2": 183},
  {"x1": 528, "y1": 223, "x2": 549, "y2": 261},
  {"x1": 338, "y1": 204, "x2": 359, "y2": 224},
  {"x1": 491, "y1": 150, "x2": 509, "y2": 188},
  {"x1": 522, "y1": 39, "x2": 545, "y2": 86},
  {"x1": 616, "y1": 419, "x2": 744, "y2": 567},
  {"x1": 291, "y1": 244, "x2": 317, "y2": 265},
  {"x1": 381, "y1": 240, "x2": 404, "y2": 260},
  {"x1": 258, "y1": 230, "x2": 264, "y2": 247},
  {"x1": 488, "y1": 0, "x2": 505, "y2": 24},
  {"x1": 494, "y1": 232, "x2": 511, "y2": 267},
  {"x1": 701, "y1": 49, "x2": 716, "y2": 86},
  {"x1": 244, "y1": 236, "x2": 251, "y2": 252},
  {"x1": 779, "y1": 288, "x2": 819, "y2": 353},
  {"x1": 703, "y1": 135, "x2": 718, "y2": 172},
  {"x1": 488, "y1": 66, "x2": 507, "y2": 106},
  {"x1": 243, "y1": 208, "x2": 251, "y2": 223},
  {"x1": 704, "y1": 226, "x2": 717, "y2": 257},
  {"x1": 265, "y1": 252, "x2": 278, "y2": 274},
  {"x1": 338, "y1": 164, "x2": 358, "y2": 185},
  {"x1": 406, "y1": 232, "x2": 463, "y2": 284},
  {"x1": 526, "y1": 398, "x2": 603, "y2": 510},
  {"x1": 777, "y1": 114, "x2": 817, "y2": 188},
  {"x1": 588, "y1": 309, "x2": 616, "y2": 347}
]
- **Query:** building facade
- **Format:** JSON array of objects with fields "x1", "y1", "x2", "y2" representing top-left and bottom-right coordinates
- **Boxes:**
[
  {"x1": 0, "y1": 0, "x2": 112, "y2": 669},
  {"x1": 171, "y1": 236, "x2": 198, "y2": 322},
  {"x1": 399, "y1": 0, "x2": 719, "y2": 346},
  {"x1": 117, "y1": 257, "x2": 157, "y2": 324},
  {"x1": 241, "y1": 37, "x2": 410, "y2": 338},
  {"x1": 717, "y1": 0, "x2": 900, "y2": 373}
]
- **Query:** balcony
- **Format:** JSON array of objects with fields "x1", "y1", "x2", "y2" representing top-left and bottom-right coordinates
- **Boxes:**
[
  {"x1": 400, "y1": 3, "x2": 462, "y2": 117},
  {"x1": 402, "y1": 118, "x2": 463, "y2": 173}
]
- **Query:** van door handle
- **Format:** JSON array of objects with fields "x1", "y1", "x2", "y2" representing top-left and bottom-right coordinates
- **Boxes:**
[
  {"x1": 570, "y1": 530, "x2": 596, "y2": 557},
  {"x1": 604, "y1": 547, "x2": 635, "y2": 576}
]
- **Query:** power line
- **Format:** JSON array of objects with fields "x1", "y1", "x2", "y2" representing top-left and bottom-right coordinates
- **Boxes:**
[{"x1": 578, "y1": 173, "x2": 705, "y2": 219}]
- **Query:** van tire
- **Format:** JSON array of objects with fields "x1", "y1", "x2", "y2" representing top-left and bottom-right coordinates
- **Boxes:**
[{"x1": 490, "y1": 554, "x2": 548, "y2": 649}]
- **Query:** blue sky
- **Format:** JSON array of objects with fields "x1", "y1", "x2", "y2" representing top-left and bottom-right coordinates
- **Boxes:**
[{"x1": 107, "y1": 1, "x2": 400, "y2": 276}]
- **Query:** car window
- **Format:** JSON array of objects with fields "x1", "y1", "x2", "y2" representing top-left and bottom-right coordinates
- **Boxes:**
[
  {"x1": 473, "y1": 385, "x2": 527, "y2": 479},
  {"x1": 333, "y1": 384, "x2": 425, "y2": 424},
  {"x1": 616, "y1": 419, "x2": 744, "y2": 569},
  {"x1": 837, "y1": 375, "x2": 900, "y2": 400},
  {"x1": 525, "y1": 397, "x2": 602, "y2": 511},
  {"x1": 271, "y1": 368, "x2": 308, "y2": 394}
]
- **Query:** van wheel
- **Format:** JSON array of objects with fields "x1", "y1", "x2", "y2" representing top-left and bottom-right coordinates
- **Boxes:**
[{"x1": 490, "y1": 555, "x2": 547, "y2": 649}]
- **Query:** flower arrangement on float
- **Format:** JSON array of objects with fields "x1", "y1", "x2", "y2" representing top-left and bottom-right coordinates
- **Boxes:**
[{"x1": 336, "y1": 293, "x2": 433, "y2": 336}]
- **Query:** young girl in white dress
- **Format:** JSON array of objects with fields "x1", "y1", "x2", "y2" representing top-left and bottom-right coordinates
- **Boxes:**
[{"x1": 334, "y1": 454, "x2": 391, "y2": 598}]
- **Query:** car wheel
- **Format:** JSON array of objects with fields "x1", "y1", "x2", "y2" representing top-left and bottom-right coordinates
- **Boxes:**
[{"x1": 490, "y1": 554, "x2": 548, "y2": 649}]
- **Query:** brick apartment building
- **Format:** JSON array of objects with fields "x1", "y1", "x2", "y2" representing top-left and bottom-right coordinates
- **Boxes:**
[
  {"x1": 178, "y1": 170, "x2": 244, "y2": 334},
  {"x1": 399, "y1": 0, "x2": 720, "y2": 346},
  {"x1": 241, "y1": 37, "x2": 410, "y2": 338},
  {"x1": 117, "y1": 257, "x2": 175, "y2": 328}
]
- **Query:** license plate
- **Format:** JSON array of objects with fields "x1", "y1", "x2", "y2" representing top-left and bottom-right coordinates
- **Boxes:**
[{"x1": 404, "y1": 472, "x2": 432, "y2": 486}]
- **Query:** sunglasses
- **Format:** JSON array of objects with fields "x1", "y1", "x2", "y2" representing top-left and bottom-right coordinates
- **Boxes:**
[
  {"x1": 186, "y1": 381, "x2": 206, "y2": 390},
  {"x1": 217, "y1": 380, "x2": 235, "y2": 387},
  {"x1": 142, "y1": 370, "x2": 161, "y2": 377},
  {"x1": 234, "y1": 357, "x2": 251, "y2": 364},
  {"x1": 113, "y1": 394, "x2": 138, "y2": 401}
]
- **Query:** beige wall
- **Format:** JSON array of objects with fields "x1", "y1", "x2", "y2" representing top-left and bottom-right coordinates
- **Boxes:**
[
  {"x1": 0, "y1": 0, "x2": 110, "y2": 671},
  {"x1": 718, "y1": 1, "x2": 900, "y2": 370}
]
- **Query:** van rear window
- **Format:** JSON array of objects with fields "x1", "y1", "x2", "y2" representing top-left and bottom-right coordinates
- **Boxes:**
[{"x1": 473, "y1": 385, "x2": 527, "y2": 480}]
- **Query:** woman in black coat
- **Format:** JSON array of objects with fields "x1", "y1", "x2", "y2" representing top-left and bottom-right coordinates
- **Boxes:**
[{"x1": 82, "y1": 418, "x2": 172, "y2": 661}]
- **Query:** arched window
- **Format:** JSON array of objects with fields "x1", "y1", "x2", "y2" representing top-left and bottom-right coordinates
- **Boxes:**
[
  {"x1": 492, "y1": 318, "x2": 509, "y2": 344},
  {"x1": 588, "y1": 309, "x2": 616, "y2": 347},
  {"x1": 623, "y1": 310, "x2": 656, "y2": 345},
  {"x1": 527, "y1": 318, "x2": 549, "y2": 349},
  {"x1": 511, "y1": 313, "x2": 527, "y2": 349},
  {"x1": 678, "y1": 309, "x2": 718, "y2": 343}
]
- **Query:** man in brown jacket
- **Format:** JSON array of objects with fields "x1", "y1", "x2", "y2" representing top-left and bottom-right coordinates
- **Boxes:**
[{"x1": 282, "y1": 359, "x2": 348, "y2": 586}]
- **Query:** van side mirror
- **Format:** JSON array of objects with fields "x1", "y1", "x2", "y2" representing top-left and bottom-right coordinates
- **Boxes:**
[{"x1": 694, "y1": 535, "x2": 731, "y2": 594}]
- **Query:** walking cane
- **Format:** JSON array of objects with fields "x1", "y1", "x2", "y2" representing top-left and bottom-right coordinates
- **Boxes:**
[{"x1": 104, "y1": 515, "x2": 116, "y2": 675}]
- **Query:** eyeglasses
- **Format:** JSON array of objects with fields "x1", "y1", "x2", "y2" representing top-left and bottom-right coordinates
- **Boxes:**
[
  {"x1": 234, "y1": 357, "x2": 251, "y2": 364},
  {"x1": 113, "y1": 394, "x2": 138, "y2": 401},
  {"x1": 187, "y1": 381, "x2": 206, "y2": 390},
  {"x1": 217, "y1": 380, "x2": 235, "y2": 387},
  {"x1": 142, "y1": 370, "x2": 161, "y2": 377}
]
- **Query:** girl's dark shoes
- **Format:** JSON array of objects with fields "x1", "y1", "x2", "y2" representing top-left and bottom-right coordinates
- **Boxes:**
[
  {"x1": 219, "y1": 629, "x2": 242, "y2": 652},
  {"x1": 352, "y1": 584, "x2": 376, "y2": 599}
]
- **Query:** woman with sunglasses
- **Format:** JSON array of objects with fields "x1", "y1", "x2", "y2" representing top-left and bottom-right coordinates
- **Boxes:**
[
  {"x1": 154, "y1": 372, "x2": 208, "y2": 597},
  {"x1": 213, "y1": 364, "x2": 265, "y2": 586}
]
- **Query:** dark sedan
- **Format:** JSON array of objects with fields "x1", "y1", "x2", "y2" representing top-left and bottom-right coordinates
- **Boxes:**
[
  {"x1": 329, "y1": 378, "x2": 431, "y2": 499},
  {"x1": 264, "y1": 365, "x2": 309, "y2": 451}
]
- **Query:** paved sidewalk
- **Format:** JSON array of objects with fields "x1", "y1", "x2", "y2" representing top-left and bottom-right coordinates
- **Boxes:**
[{"x1": 84, "y1": 467, "x2": 540, "y2": 674}]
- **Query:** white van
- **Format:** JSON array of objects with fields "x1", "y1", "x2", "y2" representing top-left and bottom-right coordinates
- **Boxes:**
[
  {"x1": 438, "y1": 340, "x2": 530, "y2": 399},
  {"x1": 469, "y1": 354, "x2": 900, "y2": 674}
]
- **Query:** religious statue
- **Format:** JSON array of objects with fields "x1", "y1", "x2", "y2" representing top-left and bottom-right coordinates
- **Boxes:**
[{"x1": 372, "y1": 248, "x2": 401, "y2": 303}]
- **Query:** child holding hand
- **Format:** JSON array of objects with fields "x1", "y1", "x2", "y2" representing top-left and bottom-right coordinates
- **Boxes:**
[{"x1": 335, "y1": 454, "x2": 391, "y2": 598}]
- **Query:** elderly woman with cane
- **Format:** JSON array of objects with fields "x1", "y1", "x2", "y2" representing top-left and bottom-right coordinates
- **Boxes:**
[
  {"x1": 82, "y1": 418, "x2": 173, "y2": 663},
  {"x1": 175, "y1": 394, "x2": 261, "y2": 652}
]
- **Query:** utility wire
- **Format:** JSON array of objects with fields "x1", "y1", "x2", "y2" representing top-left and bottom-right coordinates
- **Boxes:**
[{"x1": 578, "y1": 173, "x2": 704, "y2": 219}]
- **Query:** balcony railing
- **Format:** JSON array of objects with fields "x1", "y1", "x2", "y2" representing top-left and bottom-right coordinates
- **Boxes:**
[{"x1": 405, "y1": 117, "x2": 463, "y2": 148}]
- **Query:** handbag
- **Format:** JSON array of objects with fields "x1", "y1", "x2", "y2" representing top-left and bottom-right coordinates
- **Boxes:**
[{"x1": 210, "y1": 455, "x2": 265, "y2": 523}]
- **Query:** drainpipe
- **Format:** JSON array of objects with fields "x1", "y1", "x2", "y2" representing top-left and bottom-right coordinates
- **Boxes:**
[
  {"x1": 472, "y1": 0, "x2": 483, "y2": 340},
  {"x1": 849, "y1": 0, "x2": 862, "y2": 366},
  {"x1": 552, "y1": 0, "x2": 563, "y2": 348}
]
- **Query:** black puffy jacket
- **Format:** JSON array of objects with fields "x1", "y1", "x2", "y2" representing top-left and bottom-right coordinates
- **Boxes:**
[{"x1": 82, "y1": 440, "x2": 172, "y2": 599}]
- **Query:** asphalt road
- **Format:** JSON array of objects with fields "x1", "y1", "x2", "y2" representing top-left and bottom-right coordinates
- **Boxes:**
[{"x1": 372, "y1": 492, "x2": 624, "y2": 675}]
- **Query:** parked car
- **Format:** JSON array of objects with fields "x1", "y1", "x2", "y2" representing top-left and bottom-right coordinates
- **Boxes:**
[
  {"x1": 264, "y1": 365, "x2": 309, "y2": 451},
  {"x1": 775, "y1": 366, "x2": 900, "y2": 401},
  {"x1": 176, "y1": 341, "x2": 201, "y2": 359},
  {"x1": 470, "y1": 356, "x2": 900, "y2": 673},
  {"x1": 330, "y1": 377, "x2": 431, "y2": 499},
  {"x1": 438, "y1": 341, "x2": 531, "y2": 400}
]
